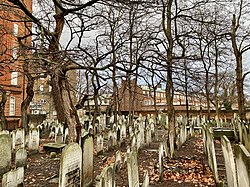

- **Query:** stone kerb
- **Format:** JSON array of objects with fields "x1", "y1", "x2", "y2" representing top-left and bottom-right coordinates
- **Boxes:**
[
  {"x1": 2, "y1": 167, "x2": 24, "y2": 187},
  {"x1": 0, "y1": 133, "x2": 12, "y2": 176},
  {"x1": 127, "y1": 151, "x2": 139, "y2": 187},
  {"x1": 235, "y1": 144, "x2": 250, "y2": 187},
  {"x1": 81, "y1": 134, "x2": 94, "y2": 187},
  {"x1": 59, "y1": 143, "x2": 82, "y2": 187},
  {"x1": 221, "y1": 135, "x2": 238, "y2": 187}
]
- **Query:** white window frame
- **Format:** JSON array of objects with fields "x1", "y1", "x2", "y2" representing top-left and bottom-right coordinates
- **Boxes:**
[
  {"x1": 11, "y1": 72, "x2": 18, "y2": 85},
  {"x1": 9, "y1": 96, "x2": 15, "y2": 116},
  {"x1": 12, "y1": 47, "x2": 17, "y2": 59},
  {"x1": 13, "y1": 23, "x2": 18, "y2": 36},
  {"x1": 39, "y1": 85, "x2": 44, "y2": 92}
]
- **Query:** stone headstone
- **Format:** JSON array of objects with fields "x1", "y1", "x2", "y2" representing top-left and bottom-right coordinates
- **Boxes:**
[
  {"x1": 142, "y1": 170, "x2": 149, "y2": 187},
  {"x1": 221, "y1": 135, "x2": 238, "y2": 187},
  {"x1": 28, "y1": 128, "x2": 40, "y2": 154},
  {"x1": 15, "y1": 148, "x2": 27, "y2": 168},
  {"x1": 59, "y1": 143, "x2": 82, "y2": 187},
  {"x1": 107, "y1": 131, "x2": 113, "y2": 151},
  {"x1": 202, "y1": 126, "x2": 219, "y2": 183},
  {"x1": 2, "y1": 167, "x2": 24, "y2": 187},
  {"x1": 15, "y1": 129, "x2": 25, "y2": 150},
  {"x1": 103, "y1": 165, "x2": 114, "y2": 187},
  {"x1": 115, "y1": 150, "x2": 121, "y2": 173},
  {"x1": 96, "y1": 134, "x2": 104, "y2": 155},
  {"x1": 145, "y1": 126, "x2": 152, "y2": 146},
  {"x1": 235, "y1": 144, "x2": 250, "y2": 187},
  {"x1": 0, "y1": 133, "x2": 12, "y2": 175},
  {"x1": 159, "y1": 143, "x2": 164, "y2": 181},
  {"x1": 127, "y1": 151, "x2": 139, "y2": 187},
  {"x1": 55, "y1": 128, "x2": 64, "y2": 144},
  {"x1": 81, "y1": 134, "x2": 94, "y2": 187}
]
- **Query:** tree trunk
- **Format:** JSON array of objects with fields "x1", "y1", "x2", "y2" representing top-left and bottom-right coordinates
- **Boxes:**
[
  {"x1": 231, "y1": 14, "x2": 246, "y2": 121},
  {"x1": 21, "y1": 62, "x2": 34, "y2": 134},
  {"x1": 162, "y1": 0, "x2": 175, "y2": 138},
  {"x1": 0, "y1": 86, "x2": 7, "y2": 130},
  {"x1": 51, "y1": 69, "x2": 80, "y2": 143}
]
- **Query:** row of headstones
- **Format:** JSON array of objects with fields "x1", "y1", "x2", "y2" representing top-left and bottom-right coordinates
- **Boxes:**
[
  {"x1": 95, "y1": 149, "x2": 149, "y2": 187},
  {"x1": 0, "y1": 128, "x2": 39, "y2": 177},
  {"x1": 202, "y1": 124, "x2": 250, "y2": 187},
  {"x1": 157, "y1": 116, "x2": 195, "y2": 181},
  {"x1": 232, "y1": 116, "x2": 250, "y2": 152},
  {"x1": 39, "y1": 120, "x2": 69, "y2": 144},
  {"x1": 94, "y1": 116, "x2": 157, "y2": 155}
]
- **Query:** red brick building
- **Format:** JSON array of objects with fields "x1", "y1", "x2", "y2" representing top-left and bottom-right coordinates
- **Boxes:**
[{"x1": 0, "y1": 0, "x2": 32, "y2": 129}]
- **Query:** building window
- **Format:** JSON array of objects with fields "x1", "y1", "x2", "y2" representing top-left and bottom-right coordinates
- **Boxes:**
[
  {"x1": 39, "y1": 85, "x2": 44, "y2": 92},
  {"x1": 12, "y1": 47, "x2": 18, "y2": 59},
  {"x1": 13, "y1": 23, "x2": 18, "y2": 36},
  {"x1": 11, "y1": 72, "x2": 18, "y2": 85},
  {"x1": 9, "y1": 96, "x2": 15, "y2": 116}
]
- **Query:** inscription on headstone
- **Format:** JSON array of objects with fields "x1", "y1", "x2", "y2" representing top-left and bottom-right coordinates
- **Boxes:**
[{"x1": 59, "y1": 143, "x2": 82, "y2": 187}]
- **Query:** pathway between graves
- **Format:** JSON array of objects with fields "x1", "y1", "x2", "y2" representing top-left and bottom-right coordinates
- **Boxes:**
[{"x1": 94, "y1": 135, "x2": 216, "y2": 187}]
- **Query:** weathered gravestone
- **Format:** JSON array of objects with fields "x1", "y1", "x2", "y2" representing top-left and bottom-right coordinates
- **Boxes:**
[
  {"x1": 96, "y1": 134, "x2": 104, "y2": 155},
  {"x1": 14, "y1": 129, "x2": 25, "y2": 150},
  {"x1": 96, "y1": 164, "x2": 114, "y2": 187},
  {"x1": 142, "y1": 170, "x2": 149, "y2": 187},
  {"x1": 127, "y1": 151, "x2": 139, "y2": 187},
  {"x1": 159, "y1": 143, "x2": 164, "y2": 181},
  {"x1": 0, "y1": 133, "x2": 12, "y2": 175},
  {"x1": 145, "y1": 126, "x2": 152, "y2": 146},
  {"x1": 55, "y1": 128, "x2": 64, "y2": 144},
  {"x1": 235, "y1": 144, "x2": 250, "y2": 187},
  {"x1": 202, "y1": 126, "x2": 219, "y2": 183},
  {"x1": 28, "y1": 128, "x2": 40, "y2": 154},
  {"x1": 81, "y1": 134, "x2": 94, "y2": 187},
  {"x1": 107, "y1": 131, "x2": 113, "y2": 151},
  {"x1": 114, "y1": 150, "x2": 121, "y2": 173},
  {"x1": 15, "y1": 148, "x2": 27, "y2": 168},
  {"x1": 2, "y1": 167, "x2": 24, "y2": 187},
  {"x1": 59, "y1": 143, "x2": 82, "y2": 187},
  {"x1": 221, "y1": 135, "x2": 238, "y2": 187}
]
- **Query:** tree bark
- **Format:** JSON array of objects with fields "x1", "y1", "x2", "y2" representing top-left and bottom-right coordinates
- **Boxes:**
[
  {"x1": 162, "y1": 0, "x2": 175, "y2": 137},
  {"x1": 0, "y1": 86, "x2": 7, "y2": 130},
  {"x1": 21, "y1": 62, "x2": 34, "y2": 134},
  {"x1": 231, "y1": 14, "x2": 246, "y2": 121}
]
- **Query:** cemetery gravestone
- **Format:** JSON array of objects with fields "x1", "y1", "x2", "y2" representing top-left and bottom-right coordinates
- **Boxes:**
[
  {"x1": 2, "y1": 167, "x2": 24, "y2": 187},
  {"x1": 81, "y1": 135, "x2": 94, "y2": 187},
  {"x1": 127, "y1": 151, "x2": 139, "y2": 187},
  {"x1": 15, "y1": 129, "x2": 25, "y2": 150},
  {"x1": 235, "y1": 144, "x2": 250, "y2": 187},
  {"x1": 96, "y1": 134, "x2": 104, "y2": 155},
  {"x1": 28, "y1": 128, "x2": 40, "y2": 154},
  {"x1": 142, "y1": 170, "x2": 149, "y2": 187},
  {"x1": 15, "y1": 148, "x2": 27, "y2": 168},
  {"x1": 59, "y1": 143, "x2": 82, "y2": 187},
  {"x1": 221, "y1": 135, "x2": 238, "y2": 187},
  {"x1": 0, "y1": 134, "x2": 12, "y2": 175}
]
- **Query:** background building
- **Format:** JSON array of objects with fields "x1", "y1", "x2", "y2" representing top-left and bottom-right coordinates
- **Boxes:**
[{"x1": 0, "y1": 0, "x2": 32, "y2": 129}]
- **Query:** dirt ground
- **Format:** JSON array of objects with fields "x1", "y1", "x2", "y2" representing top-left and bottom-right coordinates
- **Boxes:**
[{"x1": 0, "y1": 132, "x2": 217, "y2": 187}]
